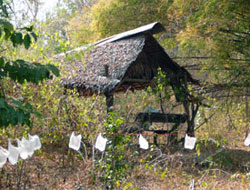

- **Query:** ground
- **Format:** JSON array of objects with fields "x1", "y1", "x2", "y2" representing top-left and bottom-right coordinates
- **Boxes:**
[{"x1": 1, "y1": 133, "x2": 249, "y2": 190}]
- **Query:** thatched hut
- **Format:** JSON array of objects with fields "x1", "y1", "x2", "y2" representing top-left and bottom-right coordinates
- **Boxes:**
[{"x1": 58, "y1": 22, "x2": 198, "y2": 112}]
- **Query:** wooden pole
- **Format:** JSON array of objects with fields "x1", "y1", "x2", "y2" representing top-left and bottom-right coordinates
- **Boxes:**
[
  {"x1": 105, "y1": 93, "x2": 114, "y2": 113},
  {"x1": 245, "y1": 87, "x2": 249, "y2": 138}
]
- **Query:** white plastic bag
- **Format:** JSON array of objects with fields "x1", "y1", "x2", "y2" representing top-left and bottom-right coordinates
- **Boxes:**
[
  {"x1": 28, "y1": 134, "x2": 42, "y2": 151},
  {"x1": 69, "y1": 132, "x2": 82, "y2": 151},
  {"x1": 17, "y1": 137, "x2": 34, "y2": 160},
  {"x1": 8, "y1": 140, "x2": 20, "y2": 165},
  {"x1": 184, "y1": 134, "x2": 197, "y2": 150},
  {"x1": 95, "y1": 133, "x2": 107, "y2": 152},
  {"x1": 139, "y1": 134, "x2": 149, "y2": 150},
  {"x1": 0, "y1": 146, "x2": 9, "y2": 168},
  {"x1": 189, "y1": 179, "x2": 194, "y2": 190},
  {"x1": 244, "y1": 133, "x2": 250, "y2": 146}
]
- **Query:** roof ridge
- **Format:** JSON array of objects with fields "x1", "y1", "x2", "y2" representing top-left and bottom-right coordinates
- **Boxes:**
[{"x1": 94, "y1": 22, "x2": 165, "y2": 46}]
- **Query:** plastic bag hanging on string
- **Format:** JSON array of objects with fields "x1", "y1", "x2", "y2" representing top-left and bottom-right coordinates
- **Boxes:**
[
  {"x1": 184, "y1": 134, "x2": 197, "y2": 150},
  {"x1": 244, "y1": 133, "x2": 250, "y2": 146},
  {"x1": 95, "y1": 133, "x2": 108, "y2": 152},
  {"x1": 0, "y1": 146, "x2": 9, "y2": 168},
  {"x1": 69, "y1": 132, "x2": 82, "y2": 151},
  {"x1": 8, "y1": 140, "x2": 20, "y2": 165},
  {"x1": 189, "y1": 179, "x2": 195, "y2": 190},
  {"x1": 17, "y1": 137, "x2": 34, "y2": 160},
  {"x1": 28, "y1": 134, "x2": 42, "y2": 150},
  {"x1": 22, "y1": 137, "x2": 34, "y2": 157},
  {"x1": 139, "y1": 134, "x2": 149, "y2": 150}
]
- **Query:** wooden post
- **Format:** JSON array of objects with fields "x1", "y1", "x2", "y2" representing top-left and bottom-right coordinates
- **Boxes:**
[
  {"x1": 104, "y1": 64, "x2": 109, "y2": 77},
  {"x1": 245, "y1": 87, "x2": 249, "y2": 138},
  {"x1": 105, "y1": 93, "x2": 114, "y2": 113},
  {"x1": 167, "y1": 122, "x2": 180, "y2": 145},
  {"x1": 104, "y1": 64, "x2": 113, "y2": 113}
]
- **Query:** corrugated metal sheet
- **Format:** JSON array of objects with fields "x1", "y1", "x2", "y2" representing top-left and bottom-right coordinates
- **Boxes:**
[{"x1": 94, "y1": 22, "x2": 165, "y2": 46}]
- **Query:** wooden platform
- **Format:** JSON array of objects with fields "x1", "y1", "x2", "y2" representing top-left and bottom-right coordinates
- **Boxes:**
[
  {"x1": 135, "y1": 112, "x2": 187, "y2": 123},
  {"x1": 135, "y1": 112, "x2": 187, "y2": 145}
]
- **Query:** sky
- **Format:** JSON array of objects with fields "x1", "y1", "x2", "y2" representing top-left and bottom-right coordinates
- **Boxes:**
[
  {"x1": 37, "y1": 0, "x2": 59, "y2": 20},
  {"x1": 10, "y1": 0, "x2": 61, "y2": 25}
]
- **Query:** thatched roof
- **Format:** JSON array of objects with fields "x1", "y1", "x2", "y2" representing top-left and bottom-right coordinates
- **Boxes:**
[{"x1": 58, "y1": 22, "x2": 197, "y2": 97}]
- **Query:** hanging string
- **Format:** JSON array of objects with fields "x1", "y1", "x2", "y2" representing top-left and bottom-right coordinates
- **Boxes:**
[{"x1": 0, "y1": 130, "x2": 245, "y2": 138}]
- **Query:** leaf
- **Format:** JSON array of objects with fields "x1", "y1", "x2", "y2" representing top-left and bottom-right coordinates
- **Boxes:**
[
  {"x1": 0, "y1": 98, "x2": 33, "y2": 128},
  {"x1": 30, "y1": 32, "x2": 37, "y2": 42},
  {"x1": 0, "y1": 20, "x2": 13, "y2": 31},
  {"x1": 25, "y1": 25, "x2": 33, "y2": 32},
  {"x1": 0, "y1": 98, "x2": 6, "y2": 108},
  {"x1": 3, "y1": 59, "x2": 59, "y2": 84},
  {"x1": 4, "y1": 28, "x2": 11, "y2": 39},
  {"x1": 15, "y1": 32, "x2": 23, "y2": 45},
  {"x1": 0, "y1": 4, "x2": 8, "y2": 17},
  {"x1": 123, "y1": 182, "x2": 133, "y2": 190},
  {"x1": 202, "y1": 182, "x2": 207, "y2": 187},
  {"x1": 47, "y1": 64, "x2": 60, "y2": 77},
  {"x1": 0, "y1": 57, "x2": 4, "y2": 67},
  {"x1": 24, "y1": 34, "x2": 31, "y2": 49},
  {"x1": 10, "y1": 33, "x2": 17, "y2": 47}
]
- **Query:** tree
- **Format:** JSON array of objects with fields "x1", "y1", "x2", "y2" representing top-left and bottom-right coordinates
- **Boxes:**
[
  {"x1": 0, "y1": 0, "x2": 59, "y2": 128},
  {"x1": 9, "y1": 0, "x2": 43, "y2": 26},
  {"x1": 90, "y1": 0, "x2": 172, "y2": 39},
  {"x1": 170, "y1": 0, "x2": 250, "y2": 95},
  {"x1": 168, "y1": 0, "x2": 250, "y2": 135},
  {"x1": 64, "y1": 0, "x2": 173, "y2": 45},
  {"x1": 62, "y1": 0, "x2": 97, "y2": 15}
]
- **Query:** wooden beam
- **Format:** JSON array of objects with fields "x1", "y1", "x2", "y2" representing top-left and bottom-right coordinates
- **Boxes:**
[
  {"x1": 122, "y1": 78, "x2": 151, "y2": 83},
  {"x1": 104, "y1": 64, "x2": 110, "y2": 77},
  {"x1": 135, "y1": 112, "x2": 187, "y2": 123}
]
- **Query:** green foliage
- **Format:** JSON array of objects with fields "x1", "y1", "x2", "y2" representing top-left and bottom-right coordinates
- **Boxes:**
[
  {"x1": 65, "y1": 0, "x2": 174, "y2": 45},
  {"x1": 66, "y1": 8, "x2": 94, "y2": 45},
  {"x1": 96, "y1": 113, "x2": 133, "y2": 189},
  {"x1": 0, "y1": 97, "x2": 40, "y2": 127},
  {"x1": 0, "y1": 0, "x2": 59, "y2": 128},
  {"x1": 153, "y1": 68, "x2": 172, "y2": 101},
  {"x1": 0, "y1": 58, "x2": 59, "y2": 84},
  {"x1": 172, "y1": 0, "x2": 250, "y2": 92},
  {"x1": 90, "y1": 0, "x2": 171, "y2": 39}
]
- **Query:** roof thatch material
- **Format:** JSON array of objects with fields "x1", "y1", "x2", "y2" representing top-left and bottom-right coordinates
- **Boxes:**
[{"x1": 58, "y1": 22, "x2": 197, "y2": 97}]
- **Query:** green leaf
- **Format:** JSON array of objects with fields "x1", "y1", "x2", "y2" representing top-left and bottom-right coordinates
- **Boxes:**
[
  {"x1": 30, "y1": 32, "x2": 37, "y2": 42},
  {"x1": 9, "y1": 32, "x2": 22, "y2": 47},
  {"x1": 0, "y1": 57, "x2": 4, "y2": 67},
  {"x1": 10, "y1": 33, "x2": 17, "y2": 47},
  {"x1": 25, "y1": 25, "x2": 33, "y2": 32},
  {"x1": 0, "y1": 20, "x2": 13, "y2": 31},
  {"x1": 24, "y1": 34, "x2": 31, "y2": 49},
  {"x1": 0, "y1": 97, "x2": 34, "y2": 128},
  {"x1": 4, "y1": 28, "x2": 11, "y2": 39},
  {"x1": 16, "y1": 32, "x2": 23, "y2": 45},
  {"x1": 47, "y1": 64, "x2": 60, "y2": 77},
  {"x1": 202, "y1": 182, "x2": 207, "y2": 187},
  {"x1": 123, "y1": 182, "x2": 133, "y2": 190},
  {"x1": 3, "y1": 59, "x2": 59, "y2": 84},
  {"x1": 0, "y1": 3, "x2": 8, "y2": 17}
]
